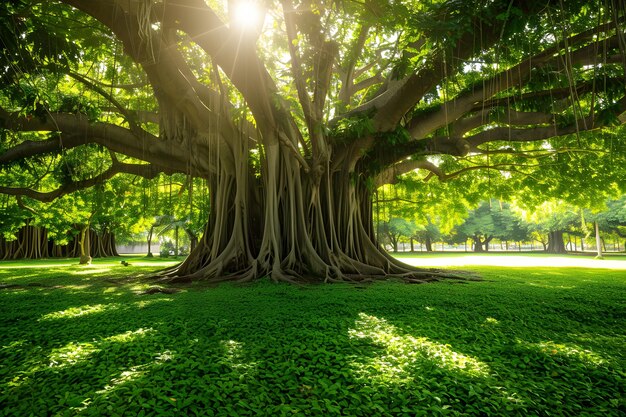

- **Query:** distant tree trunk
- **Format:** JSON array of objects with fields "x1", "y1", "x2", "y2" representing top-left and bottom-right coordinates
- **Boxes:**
[
  {"x1": 388, "y1": 234, "x2": 399, "y2": 252},
  {"x1": 484, "y1": 236, "x2": 493, "y2": 252},
  {"x1": 547, "y1": 231, "x2": 567, "y2": 254},
  {"x1": 146, "y1": 225, "x2": 154, "y2": 257},
  {"x1": 424, "y1": 236, "x2": 433, "y2": 252},
  {"x1": 174, "y1": 225, "x2": 179, "y2": 256},
  {"x1": 595, "y1": 222, "x2": 603, "y2": 258},
  {"x1": 185, "y1": 228, "x2": 198, "y2": 252},
  {"x1": 410, "y1": 238, "x2": 414, "y2": 252},
  {"x1": 0, "y1": 223, "x2": 58, "y2": 259},
  {"x1": 581, "y1": 238, "x2": 585, "y2": 251},
  {"x1": 473, "y1": 236, "x2": 485, "y2": 252},
  {"x1": 99, "y1": 229, "x2": 119, "y2": 257},
  {"x1": 79, "y1": 225, "x2": 92, "y2": 265}
]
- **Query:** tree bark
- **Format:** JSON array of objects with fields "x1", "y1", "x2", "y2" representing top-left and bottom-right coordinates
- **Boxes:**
[
  {"x1": 147, "y1": 225, "x2": 154, "y2": 257},
  {"x1": 473, "y1": 236, "x2": 485, "y2": 252},
  {"x1": 547, "y1": 231, "x2": 567, "y2": 254},
  {"x1": 595, "y1": 222, "x2": 603, "y2": 258},
  {"x1": 157, "y1": 164, "x2": 454, "y2": 284},
  {"x1": 424, "y1": 236, "x2": 433, "y2": 252},
  {"x1": 79, "y1": 225, "x2": 92, "y2": 265}
]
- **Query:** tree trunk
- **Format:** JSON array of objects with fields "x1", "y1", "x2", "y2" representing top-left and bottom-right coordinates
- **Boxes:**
[
  {"x1": 424, "y1": 236, "x2": 433, "y2": 252},
  {"x1": 484, "y1": 236, "x2": 493, "y2": 252},
  {"x1": 158, "y1": 155, "x2": 453, "y2": 284},
  {"x1": 473, "y1": 236, "x2": 485, "y2": 252},
  {"x1": 174, "y1": 225, "x2": 179, "y2": 256},
  {"x1": 595, "y1": 222, "x2": 603, "y2": 258},
  {"x1": 147, "y1": 225, "x2": 154, "y2": 257},
  {"x1": 547, "y1": 231, "x2": 567, "y2": 254},
  {"x1": 185, "y1": 228, "x2": 198, "y2": 253},
  {"x1": 79, "y1": 225, "x2": 92, "y2": 265}
]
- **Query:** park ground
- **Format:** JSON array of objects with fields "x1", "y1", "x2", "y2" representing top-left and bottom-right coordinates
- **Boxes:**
[{"x1": 0, "y1": 253, "x2": 625, "y2": 416}]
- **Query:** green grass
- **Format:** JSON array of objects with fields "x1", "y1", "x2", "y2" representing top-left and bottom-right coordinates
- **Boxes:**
[
  {"x1": 1, "y1": 256, "x2": 625, "y2": 416},
  {"x1": 392, "y1": 251, "x2": 626, "y2": 260}
]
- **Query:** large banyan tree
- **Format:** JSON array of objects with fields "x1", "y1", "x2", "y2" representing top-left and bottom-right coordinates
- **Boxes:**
[{"x1": 1, "y1": 0, "x2": 625, "y2": 282}]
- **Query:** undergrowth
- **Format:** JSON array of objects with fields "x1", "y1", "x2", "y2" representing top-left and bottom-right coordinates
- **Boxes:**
[{"x1": 0, "y1": 256, "x2": 624, "y2": 416}]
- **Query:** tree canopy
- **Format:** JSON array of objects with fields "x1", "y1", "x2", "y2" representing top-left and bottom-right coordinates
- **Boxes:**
[{"x1": 1, "y1": 0, "x2": 625, "y2": 282}]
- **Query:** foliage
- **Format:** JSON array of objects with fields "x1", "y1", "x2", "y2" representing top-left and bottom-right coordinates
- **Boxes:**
[
  {"x1": 592, "y1": 196, "x2": 626, "y2": 239},
  {"x1": 0, "y1": 256, "x2": 624, "y2": 416},
  {"x1": 515, "y1": 200, "x2": 580, "y2": 241},
  {"x1": 451, "y1": 201, "x2": 529, "y2": 250},
  {"x1": 376, "y1": 217, "x2": 417, "y2": 252}
]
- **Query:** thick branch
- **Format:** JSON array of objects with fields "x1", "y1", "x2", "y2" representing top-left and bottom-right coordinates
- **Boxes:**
[
  {"x1": 466, "y1": 96, "x2": 626, "y2": 147},
  {"x1": 407, "y1": 34, "x2": 623, "y2": 140},
  {"x1": 338, "y1": 24, "x2": 371, "y2": 106},
  {"x1": 375, "y1": 160, "x2": 443, "y2": 186},
  {"x1": 451, "y1": 109, "x2": 555, "y2": 137},
  {"x1": 0, "y1": 108, "x2": 211, "y2": 176},
  {"x1": 0, "y1": 160, "x2": 162, "y2": 203},
  {"x1": 282, "y1": 0, "x2": 315, "y2": 135}
]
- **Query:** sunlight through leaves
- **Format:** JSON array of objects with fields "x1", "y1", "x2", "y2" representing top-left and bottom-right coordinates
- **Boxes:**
[{"x1": 349, "y1": 313, "x2": 489, "y2": 384}]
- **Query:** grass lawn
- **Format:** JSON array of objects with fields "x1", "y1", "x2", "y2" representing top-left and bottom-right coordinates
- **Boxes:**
[{"x1": 1, "y1": 255, "x2": 625, "y2": 416}]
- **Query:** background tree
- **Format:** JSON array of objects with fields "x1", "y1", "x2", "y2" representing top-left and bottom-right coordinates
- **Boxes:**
[
  {"x1": 413, "y1": 220, "x2": 443, "y2": 252},
  {"x1": 453, "y1": 201, "x2": 497, "y2": 252},
  {"x1": 376, "y1": 217, "x2": 417, "y2": 253},
  {"x1": 596, "y1": 196, "x2": 626, "y2": 251},
  {"x1": 519, "y1": 201, "x2": 579, "y2": 253}
]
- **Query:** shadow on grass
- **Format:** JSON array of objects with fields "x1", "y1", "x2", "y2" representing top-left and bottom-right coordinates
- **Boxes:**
[{"x1": 0, "y1": 266, "x2": 625, "y2": 416}]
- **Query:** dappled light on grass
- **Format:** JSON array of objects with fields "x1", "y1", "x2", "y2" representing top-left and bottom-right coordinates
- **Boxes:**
[
  {"x1": 133, "y1": 298, "x2": 174, "y2": 308},
  {"x1": 104, "y1": 328, "x2": 156, "y2": 343},
  {"x1": 48, "y1": 341, "x2": 99, "y2": 368},
  {"x1": 349, "y1": 313, "x2": 489, "y2": 384},
  {"x1": 519, "y1": 339, "x2": 606, "y2": 366},
  {"x1": 0, "y1": 263, "x2": 74, "y2": 269},
  {"x1": 528, "y1": 282, "x2": 576, "y2": 289},
  {"x1": 80, "y1": 350, "x2": 178, "y2": 414},
  {"x1": 39, "y1": 303, "x2": 121, "y2": 320},
  {"x1": 221, "y1": 340, "x2": 256, "y2": 373},
  {"x1": 1, "y1": 259, "x2": 625, "y2": 416},
  {"x1": 70, "y1": 268, "x2": 114, "y2": 275}
]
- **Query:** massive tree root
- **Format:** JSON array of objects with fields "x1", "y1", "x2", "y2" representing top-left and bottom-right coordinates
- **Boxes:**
[{"x1": 155, "y1": 144, "x2": 474, "y2": 285}]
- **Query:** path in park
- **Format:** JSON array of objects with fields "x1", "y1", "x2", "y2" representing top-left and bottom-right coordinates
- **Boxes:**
[{"x1": 400, "y1": 255, "x2": 626, "y2": 270}]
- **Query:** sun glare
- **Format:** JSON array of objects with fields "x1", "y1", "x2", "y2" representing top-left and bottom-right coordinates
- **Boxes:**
[{"x1": 232, "y1": 1, "x2": 262, "y2": 30}]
